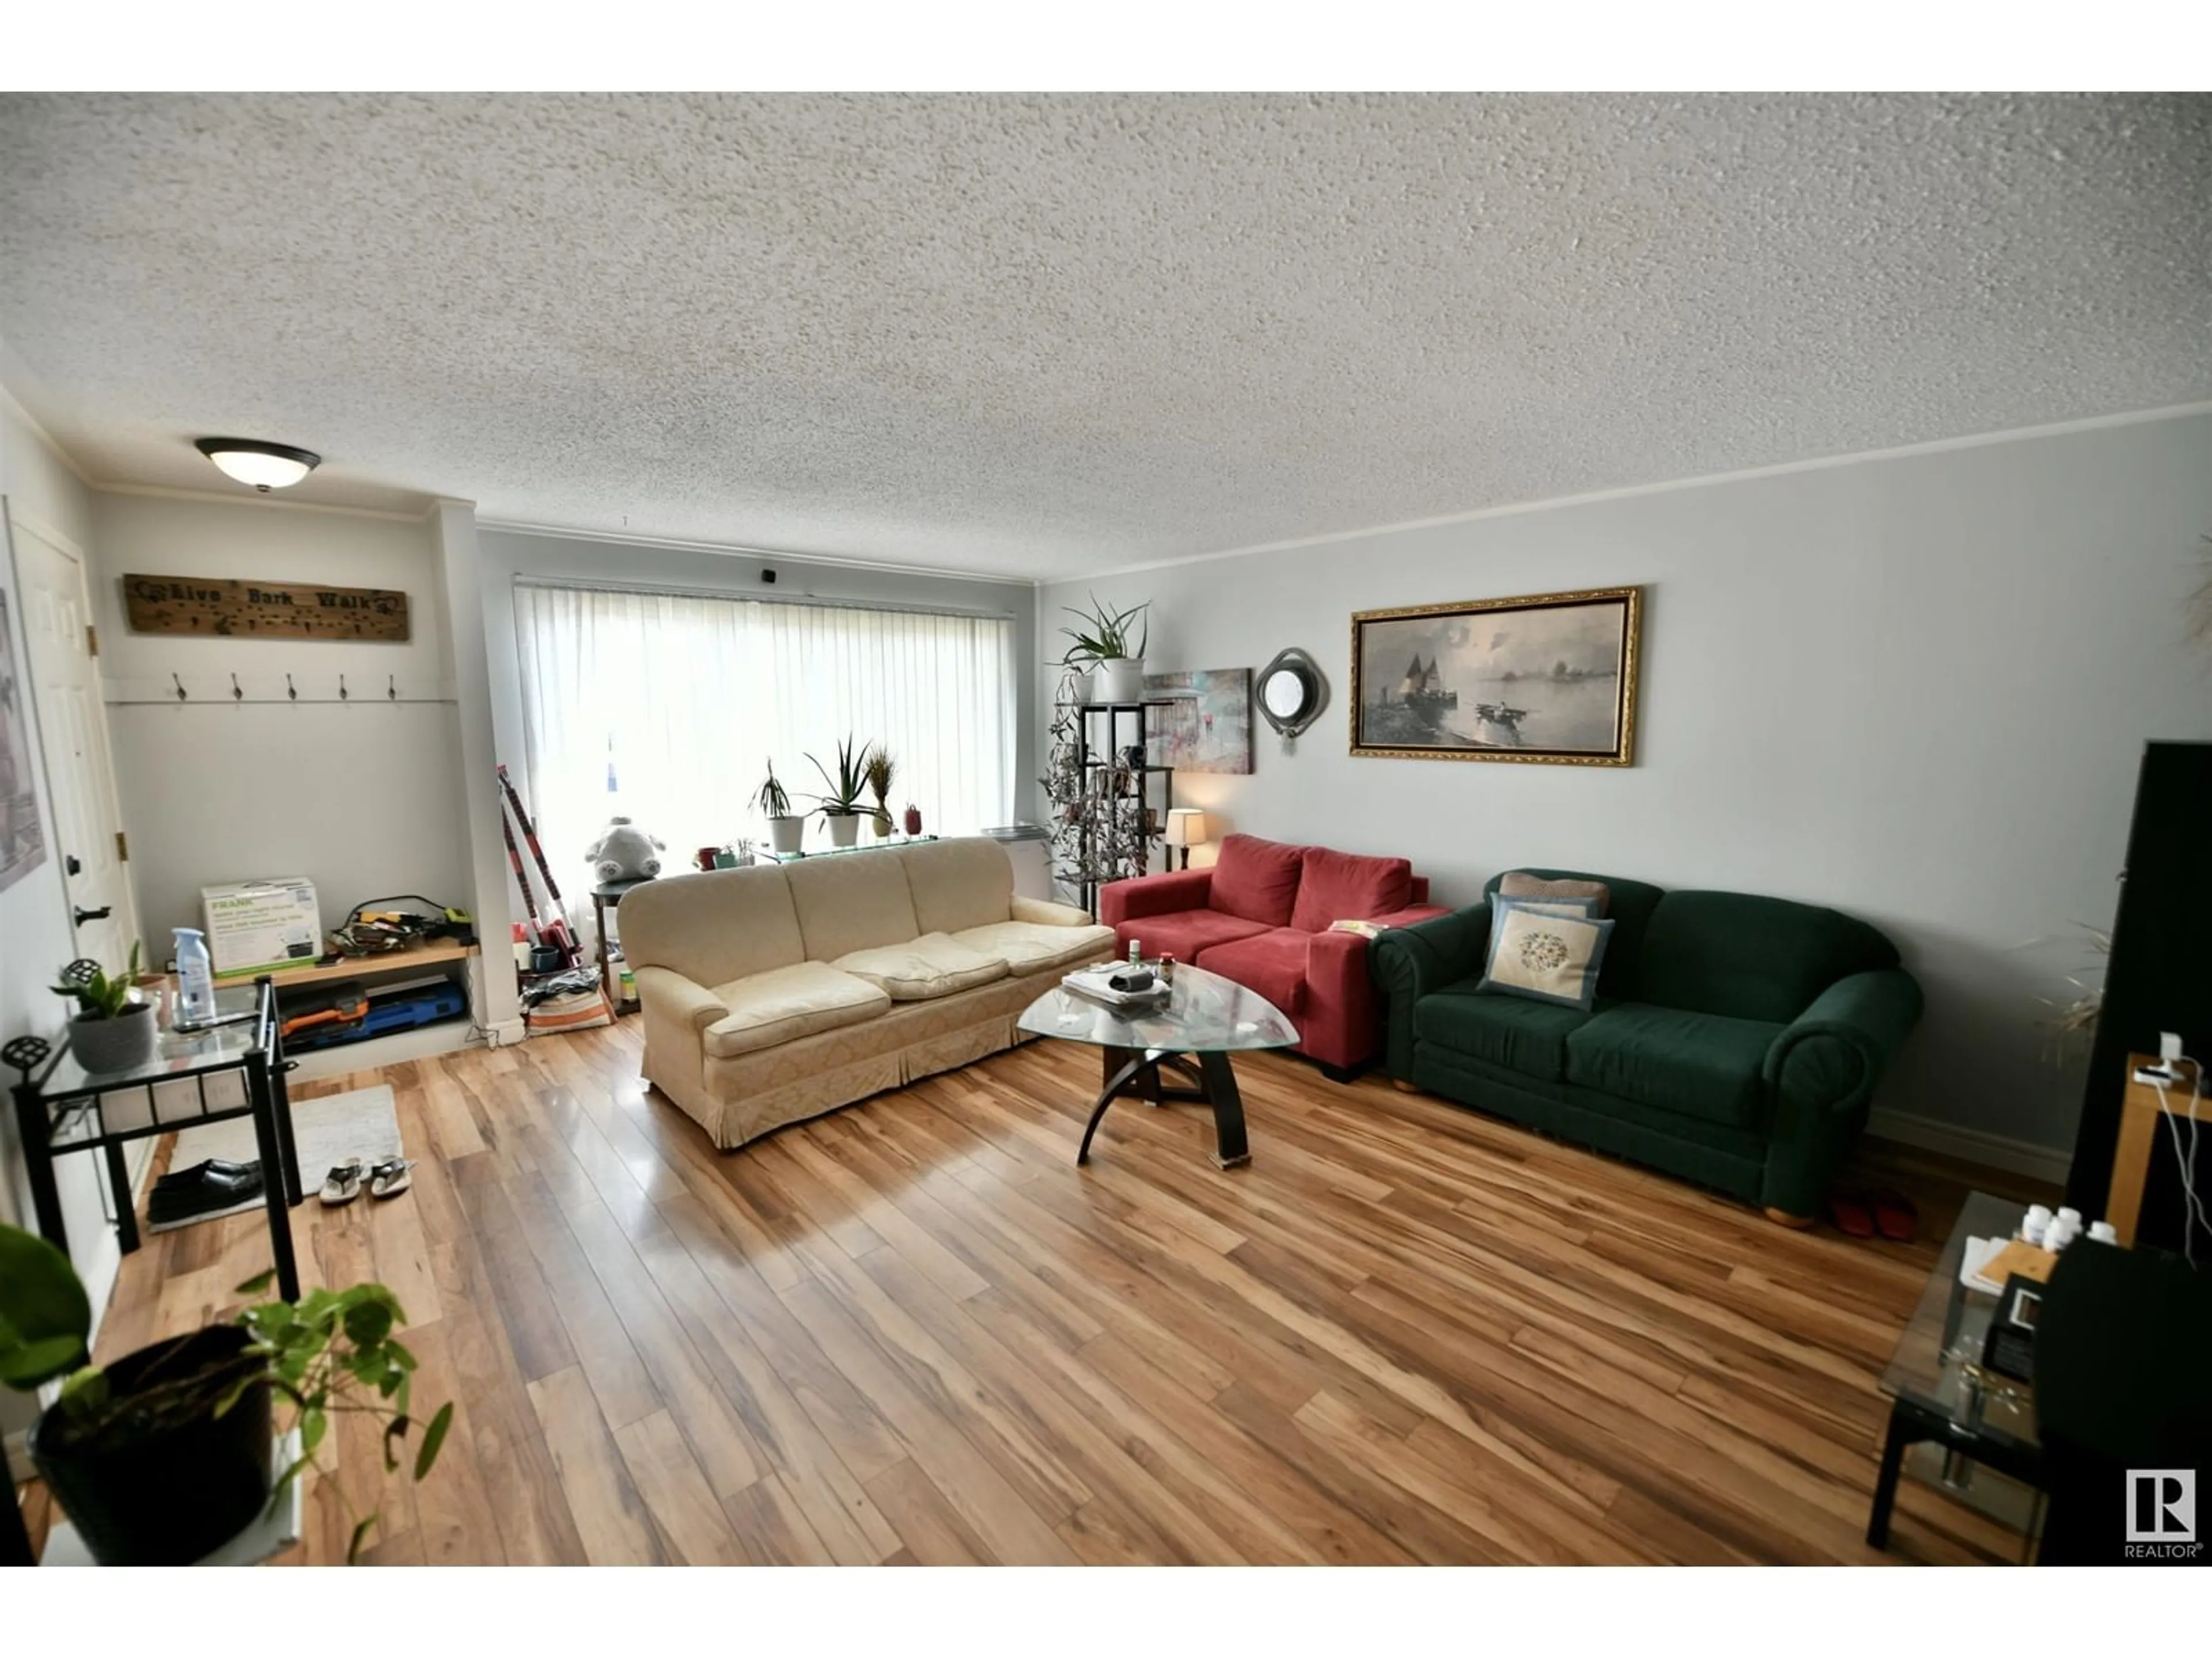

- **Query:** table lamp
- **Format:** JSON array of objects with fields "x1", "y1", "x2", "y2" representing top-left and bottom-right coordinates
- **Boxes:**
[{"x1": 1164, "y1": 808, "x2": 1210, "y2": 871}]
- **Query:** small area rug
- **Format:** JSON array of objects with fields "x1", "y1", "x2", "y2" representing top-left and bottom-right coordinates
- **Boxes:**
[{"x1": 151, "y1": 1084, "x2": 402, "y2": 1232}]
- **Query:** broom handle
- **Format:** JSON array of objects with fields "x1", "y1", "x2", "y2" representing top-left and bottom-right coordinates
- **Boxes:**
[
  {"x1": 498, "y1": 764, "x2": 567, "y2": 906},
  {"x1": 499, "y1": 789, "x2": 544, "y2": 926}
]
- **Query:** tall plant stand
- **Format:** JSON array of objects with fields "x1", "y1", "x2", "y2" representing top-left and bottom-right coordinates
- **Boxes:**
[{"x1": 1056, "y1": 699, "x2": 1174, "y2": 913}]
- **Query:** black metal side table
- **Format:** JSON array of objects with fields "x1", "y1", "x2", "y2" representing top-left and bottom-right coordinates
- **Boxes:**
[{"x1": 6, "y1": 979, "x2": 305, "y2": 1302}]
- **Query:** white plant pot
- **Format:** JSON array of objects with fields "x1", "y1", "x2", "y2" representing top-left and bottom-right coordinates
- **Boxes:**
[
  {"x1": 870, "y1": 809, "x2": 895, "y2": 839},
  {"x1": 767, "y1": 816, "x2": 806, "y2": 855},
  {"x1": 826, "y1": 812, "x2": 862, "y2": 848},
  {"x1": 1085, "y1": 658, "x2": 1147, "y2": 704}
]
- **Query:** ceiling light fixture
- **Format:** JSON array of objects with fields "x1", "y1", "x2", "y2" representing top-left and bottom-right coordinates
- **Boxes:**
[{"x1": 194, "y1": 437, "x2": 321, "y2": 492}]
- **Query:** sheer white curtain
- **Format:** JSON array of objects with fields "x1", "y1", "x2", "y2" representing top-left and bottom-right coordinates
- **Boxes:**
[{"x1": 513, "y1": 582, "x2": 1015, "y2": 919}]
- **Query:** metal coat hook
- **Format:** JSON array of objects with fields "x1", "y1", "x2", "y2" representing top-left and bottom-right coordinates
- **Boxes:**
[
  {"x1": 388, "y1": 675, "x2": 397, "y2": 702},
  {"x1": 172, "y1": 672, "x2": 187, "y2": 703},
  {"x1": 231, "y1": 673, "x2": 244, "y2": 703},
  {"x1": 286, "y1": 674, "x2": 297, "y2": 702},
  {"x1": 339, "y1": 674, "x2": 349, "y2": 702}
]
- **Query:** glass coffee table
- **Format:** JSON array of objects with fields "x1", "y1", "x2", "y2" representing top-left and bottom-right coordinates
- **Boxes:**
[
  {"x1": 1868, "y1": 1189, "x2": 2048, "y2": 1554},
  {"x1": 1016, "y1": 962, "x2": 1298, "y2": 1169}
]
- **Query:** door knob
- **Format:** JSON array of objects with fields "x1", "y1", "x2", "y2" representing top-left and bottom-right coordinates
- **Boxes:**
[{"x1": 73, "y1": 906, "x2": 112, "y2": 926}]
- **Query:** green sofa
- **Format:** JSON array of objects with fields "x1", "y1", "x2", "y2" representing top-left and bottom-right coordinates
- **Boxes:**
[{"x1": 1368, "y1": 868, "x2": 1923, "y2": 1221}]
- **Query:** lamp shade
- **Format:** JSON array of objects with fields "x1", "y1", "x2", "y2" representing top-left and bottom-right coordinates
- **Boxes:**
[
  {"x1": 195, "y1": 437, "x2": 321, "y2": 491},
  {"x1": 1164, "y1": 808, "x2": 1210, "y2": 849}
]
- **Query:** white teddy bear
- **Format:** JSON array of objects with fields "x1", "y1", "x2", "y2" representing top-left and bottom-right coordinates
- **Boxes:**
[{"x1": 583, "y1": 816, "x2": 665, "y2": 882}]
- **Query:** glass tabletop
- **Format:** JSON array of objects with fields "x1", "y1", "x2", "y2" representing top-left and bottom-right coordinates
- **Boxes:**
[
  {"x1": 763, "y1": 834, "x2": 937, "y2": 863},
  {"x1": 1017, "y1": 961, "x2": 1299, "y2": 1054},
  {"x1": 1878, "y1": 1189, "x2": 2039, "y2": 1456},
  {"x1": 39, "y1": 983, "x2": 270, "y2": 1099}
]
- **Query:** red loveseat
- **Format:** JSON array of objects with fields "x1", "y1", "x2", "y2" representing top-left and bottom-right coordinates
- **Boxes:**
[{"x1": 1097, "y1": 834, "x2": 1448, "y2": 1078}]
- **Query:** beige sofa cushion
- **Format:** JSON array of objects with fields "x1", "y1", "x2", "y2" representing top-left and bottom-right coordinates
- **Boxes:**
[
  {"x1": 702, "y1": 961, "x2": 891, "y2": 1058},
  {"x1": 952, "y1": 918, "x2": 1117, "y2": 975},
  {"x1": 901, "y1": 838, "x2": 1016, "y2": 935},
  {"x1": 619, "y1": 865, "x2": 806, "y2": 987},
  {"x1": 785, "y1": 853, "x2": 922, "y2": 961},
  {"x1": 832, "y1": 933, "x2": 1009, "y2": 1001}
]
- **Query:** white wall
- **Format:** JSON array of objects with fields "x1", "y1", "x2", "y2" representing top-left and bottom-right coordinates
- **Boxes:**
[
  {"x1": 1037, "y1": 410, "x2": 2212, "y2": 1164},
  {"x1": 476, "y1": 527, "x2": 1040, "y2": 923},
  {"x1": 88, "y1": 491, "x2": 471, "y2": 965}
]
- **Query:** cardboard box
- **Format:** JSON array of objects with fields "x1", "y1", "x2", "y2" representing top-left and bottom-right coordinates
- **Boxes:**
[{"x1": 202, "y1": 878, "x2": 323, "y2": 978}]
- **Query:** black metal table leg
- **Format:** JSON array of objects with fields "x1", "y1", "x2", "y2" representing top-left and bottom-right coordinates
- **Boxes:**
[
  {"x1": 14, "y1": 1079, "x2": 68, "y2": 1257},
  {"x1": 1079, "y1": 1050, "x2": 1156, "y2": 1165},
  {"x1": 268, "y1": 1059, "x2": 304, "y2": 1206},
  {"x1": 1196, "y1": 1051, "x2": 1251, "y2": 1169},
  {"x1": 103, "y1": 1134, "x2": 139, "y2": 1255},
  {"x1": 244, "y1": 1050, "x2": 301, "y2": 1301},
  {"x1": 1867, "y1": 1404, "x2": 1913, "y2": 1549}
]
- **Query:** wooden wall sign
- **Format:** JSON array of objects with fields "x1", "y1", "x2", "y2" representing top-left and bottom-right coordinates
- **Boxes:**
[{"x1": 123, "y1": 574, "x2": 411, "y2": 642}]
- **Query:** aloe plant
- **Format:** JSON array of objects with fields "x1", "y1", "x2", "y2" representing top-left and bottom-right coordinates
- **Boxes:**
[
  {"x1": 1057, "y1": 593, "x2": 1149, "y2": 666},
  {"x1": 806, "y1": 734, "x2": 869, "y2": 817},
  {"x1": 51, "y1": 943, "x2": 143, "y2": 1021}
]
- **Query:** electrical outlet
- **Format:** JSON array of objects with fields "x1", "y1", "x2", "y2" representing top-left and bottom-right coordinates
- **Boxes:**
[{"x1": 2161, "y1": 1031, "x2": 2186, "y2": 1063}]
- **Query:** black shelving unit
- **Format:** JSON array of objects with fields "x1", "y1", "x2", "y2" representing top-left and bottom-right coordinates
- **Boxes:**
[{"x1": 1070, "y1": 700, "x2": 1175, "y2": 913}]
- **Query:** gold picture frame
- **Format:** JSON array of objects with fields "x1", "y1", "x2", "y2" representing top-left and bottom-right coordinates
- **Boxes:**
[{"x1": 1350, "y1": 585, "x2": 1642, "y2": 766}]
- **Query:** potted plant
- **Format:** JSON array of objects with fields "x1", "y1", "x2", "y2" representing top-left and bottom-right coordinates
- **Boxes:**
[
  {"x1": 52, "y1": 945, "x2": 156, "y2": 1075},
  {"x1": 755, "y1": 758, "x2": 805, "y2": 856},
  {"x1": 0, "y1": 1222, "x2": 449, "y2": 1565},
  {"x1": 807, "y1": 734, "x2": 869, "y2": 849},
  {"x1": 863, "y1": 745, "x2": 896, "y2": 838},
  {"x1": 1058, "y1": 593, "x2": 1150, "y2": 704}
]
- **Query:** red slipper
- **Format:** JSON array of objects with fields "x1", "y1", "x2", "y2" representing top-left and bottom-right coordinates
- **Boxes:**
[
  {"x1": 1870, "y1": 1188, "x2": 1918, "y2": 1244},
  {"x1": 1828, "y1": 1186, "x2": 1876, "y2": 1238}
]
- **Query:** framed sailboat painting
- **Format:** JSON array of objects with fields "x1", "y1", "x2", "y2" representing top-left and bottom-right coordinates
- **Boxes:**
[{"x1": 1349, "y1": 586, "x2": 1642, "y2": 766}]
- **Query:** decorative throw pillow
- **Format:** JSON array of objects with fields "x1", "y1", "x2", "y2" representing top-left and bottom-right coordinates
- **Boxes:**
[
  {"x1": 1498, "y1": 871, "x2": 1612, "y2": 917},
  {"x1": 1478, "y1": 902, "x2": 1615, "y2": 1010},
  {"x1": 1489, "y1": 893, "x2": 1602, "y2": 920}
]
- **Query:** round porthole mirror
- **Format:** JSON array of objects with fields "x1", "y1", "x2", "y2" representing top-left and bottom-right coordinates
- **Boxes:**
[{"x1": 1256, "y1": 647, "x2": 1327, "y2": 743}]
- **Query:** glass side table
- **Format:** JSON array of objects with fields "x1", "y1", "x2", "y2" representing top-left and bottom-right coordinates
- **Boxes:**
[
  {"x1": 1867, "y1": 1189, "x2": 2047, "y2": 1554},
  {"x1": 6, "y1": 979, "x2": 305, "y2": 1302}
]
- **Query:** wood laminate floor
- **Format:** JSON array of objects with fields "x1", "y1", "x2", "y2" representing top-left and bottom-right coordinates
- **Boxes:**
[{"x1": 58, "y1": 1025, "x2": 2055, "y2": 1565}]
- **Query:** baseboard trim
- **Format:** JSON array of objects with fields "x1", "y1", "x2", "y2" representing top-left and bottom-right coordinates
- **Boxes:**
[{"x1": 1865, "y1": 1108, "x2": 2071, "y2": 1185}]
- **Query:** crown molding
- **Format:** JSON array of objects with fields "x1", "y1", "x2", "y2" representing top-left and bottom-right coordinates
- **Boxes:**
[
  {"x1": 475, "y1": 516, "x2": 1038, "y2": 588},
  {"x1": 92, "y1": 480, "x2": 437, "y2": 522},
  {"x1": 1047, "y1": 399, "x2": 2212, "y2": 586}
]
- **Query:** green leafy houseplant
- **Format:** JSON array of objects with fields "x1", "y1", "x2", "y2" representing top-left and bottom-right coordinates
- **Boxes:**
[
  {"x1": 0, "y1": 1222, "x2": 449, "y2": 1565},
  {"x1": 752, "y1": 757, "x2": 791, "y2": 820},
  {"x1": 806, "y1": 733, "x2": 869, "y2": 816},
  {"x1": 51, "y1": 942, "x2": 143, "y2": 1020},
  {"x1": 1056, "y1": 593, "x2": 1150, "y2": 668}
]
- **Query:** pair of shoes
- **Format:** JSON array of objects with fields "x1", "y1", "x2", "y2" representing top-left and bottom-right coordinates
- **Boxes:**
[
  {"x1": 319, "y1": 1157, "x2": 415, "y2": 1206},
  {"x1": 1828, "y1": 1184, "x2": 1918, "y2": 1242},
  {"x1": 149, "y1": 1159, "x2": 264, "y2": 1224}
]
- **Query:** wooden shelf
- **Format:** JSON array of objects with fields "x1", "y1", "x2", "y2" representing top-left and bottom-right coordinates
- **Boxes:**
[{"x1": 202, "y1": 940, "x2": 479, "y2": 991}]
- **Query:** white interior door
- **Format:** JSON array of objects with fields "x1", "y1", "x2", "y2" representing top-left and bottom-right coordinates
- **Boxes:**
[{"x1": 10, "y1": 512, "x2": 138, "y2": 976}]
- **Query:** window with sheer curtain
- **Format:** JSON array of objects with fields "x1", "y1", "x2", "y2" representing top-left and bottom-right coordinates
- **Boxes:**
[{"x1": 513, "y1": 582, "x2": 1016, "y2": 918}]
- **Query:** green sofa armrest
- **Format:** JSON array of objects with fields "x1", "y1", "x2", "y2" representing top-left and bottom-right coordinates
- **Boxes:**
[
  {"x1": 1368, "y1": 902, "x2": 1493, "y2": 1080},
  {"x1": 1759, "y1": 967, "x2": 1924, "y2": 1217}
]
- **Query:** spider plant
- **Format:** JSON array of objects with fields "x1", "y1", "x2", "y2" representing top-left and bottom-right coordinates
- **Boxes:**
[
  {"x1": 1057, "y1": 593, "x2": 1150, "y2": 666},
  {"x1": 806, "y1": 734, "x2": 869, "y2": 817},
  {"x1": 752, "y1": 759, "x2": 793, "y2": 820}
]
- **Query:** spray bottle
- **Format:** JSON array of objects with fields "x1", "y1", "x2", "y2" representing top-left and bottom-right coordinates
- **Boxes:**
[{"x1": 174, "y1": 926, "x2": 216, "y2": 1027}]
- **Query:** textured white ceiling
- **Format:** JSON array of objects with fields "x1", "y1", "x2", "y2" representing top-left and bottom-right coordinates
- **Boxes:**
[{"x1": 2, "y1": 92, "x2": 2207, "y2": 579}]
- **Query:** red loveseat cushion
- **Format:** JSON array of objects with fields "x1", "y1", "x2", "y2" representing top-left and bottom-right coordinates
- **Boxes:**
[
  {"x1": 1209, "y1": 834, "x2": 1306, "y2": 926},
  {"x1": 1290, "y1": 845, "x2": 1415, "y2": 935},
  {"x1": 1194, "y1": 928, "x2": 1309, "y2": 1017},
  {"x1": 1113, "y1": 909, "x2": 1271, "y2": 962}
]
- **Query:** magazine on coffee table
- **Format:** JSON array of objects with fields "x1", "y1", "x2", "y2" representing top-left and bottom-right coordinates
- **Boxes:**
[{"x1": 1060, "y1": 964, "x2": 1172, "y2": 1008}]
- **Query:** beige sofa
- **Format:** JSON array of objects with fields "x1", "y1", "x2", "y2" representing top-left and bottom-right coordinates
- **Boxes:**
[{"x1": 619, "y1": 836, "x2": 1116, "y2": 1149}]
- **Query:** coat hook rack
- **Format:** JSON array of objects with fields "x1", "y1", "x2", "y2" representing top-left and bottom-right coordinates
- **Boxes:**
[
  {"x1": 286, "y1": 674, "x2": 297, "y2": 702},
  {"x1": 231, "y1": 673, "x2": 244, "y2": 702},
  {"x1": 172, "y1": 672, "x2": 187, "y2": 703},
  {"x1": 339, "y1": 674, "x2": 349, "y2": 702}
]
